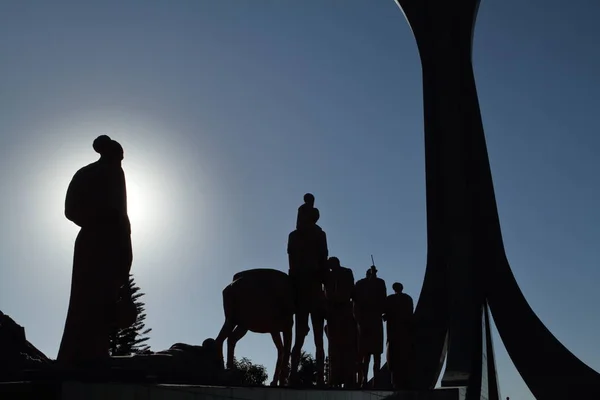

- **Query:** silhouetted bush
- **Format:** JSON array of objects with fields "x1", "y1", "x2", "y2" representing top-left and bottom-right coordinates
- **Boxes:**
[{"x1": 108, "y1": 275, "x2": 152, "y2": 356}]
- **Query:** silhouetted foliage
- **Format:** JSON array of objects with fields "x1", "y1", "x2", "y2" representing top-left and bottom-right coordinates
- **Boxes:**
[
  {"x1": 297, "y1": 351, "x2": 318, "y2": 387},
  {"x1": 233, "y1": 357, "x2": 268, "y2": 386},
  {"x1": 108, "y1": 275, "x2": 151, "y2": 356}
]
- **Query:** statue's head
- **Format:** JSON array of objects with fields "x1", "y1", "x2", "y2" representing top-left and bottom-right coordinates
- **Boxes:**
[
  {"x1": 93, "y1": 135, "x2": 124, "y2": 162},
  {"x1": 202, "y1": 338, "x2": 217, "y2": 351},
  {"x1": 392, "y1": 282, "x2": 403, "y2": 293},
  {"x1": 304, "y1": 193, "x2": 315, "y2": 206},
  {"x1": 368, "y1": 265, "x2": 377, "y2": 278},
  {"x1": 328, "y1": 257, "x2": 341, "y2": 269}
]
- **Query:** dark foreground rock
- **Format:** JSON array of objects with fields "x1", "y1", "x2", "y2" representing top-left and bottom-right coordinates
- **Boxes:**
[
  {"x1": 1, "y1": 309, "x2": 229, "y2": 385},
  {"x1": 1, "y1": 324, "x2": 227, "y2": 386},
  {"x1": 0, "y1": 309, "x2": 51, "y2": 379}
]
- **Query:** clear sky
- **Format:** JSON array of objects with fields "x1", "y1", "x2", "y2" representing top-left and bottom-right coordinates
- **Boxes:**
[{"x1": 1, "y1": 1, "x2": 599, "y2": 398}]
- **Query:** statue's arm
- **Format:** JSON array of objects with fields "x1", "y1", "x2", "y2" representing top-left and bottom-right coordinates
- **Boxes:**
[
  {"x1": 382, "y1": 297, "x2": 389, "y2": 321},
  {"x1": 120, "y1": 235, "x2": 133, "y2": 285},
  {"x1": 379, "y1": 281, "x2": 388, "y2": 314},
  {"x1": 120, "y1": 168, "x2": 128, "y2": 216},
  {"x1": 321, "y1": 231, "x2": 329, "y2": 260},
  {"x1": 64, "y1": 173, "x2": 86, "y2": 227},
  {"x1": 319, "y1": 231, "x2": 329, "y2": 281},
  {"x1": 287, "y1": 233, "x2": 296, "y2": 272},
  {"x1": 349, "y1": 271, "x2": 356, "y2": 300}
]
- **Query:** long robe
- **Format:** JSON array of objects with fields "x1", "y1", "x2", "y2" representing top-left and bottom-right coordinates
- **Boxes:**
[
  {"x1": 384, "y1": 292, "x2": 415, "y2": 389},
  {"x1": 324, "y1": 267, "x2": 357, "y2": 387},
  {"x1": 287, "y1": 224, "x2": 328, "y2": 316},
  {"x1": 353, "y1": 277, "x2": 387, "y2": 355},
  {"x1": 57, "y1": 159, "x2": 132, "y2": 365}
]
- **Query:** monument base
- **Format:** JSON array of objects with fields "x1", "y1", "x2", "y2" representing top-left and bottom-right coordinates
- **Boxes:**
[{"x1": 0, "y1": 381, "x2": 465, "y2": 400}]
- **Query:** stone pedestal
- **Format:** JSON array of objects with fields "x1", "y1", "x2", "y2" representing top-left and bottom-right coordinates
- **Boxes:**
[{"x1": 0, "y1": 382, "x2": 465, "y2": 400}]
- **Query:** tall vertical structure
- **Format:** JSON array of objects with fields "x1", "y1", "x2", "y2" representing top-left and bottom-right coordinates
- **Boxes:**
[{"x1": 387, "y1": 0, "x2": 600, "y2": 398}]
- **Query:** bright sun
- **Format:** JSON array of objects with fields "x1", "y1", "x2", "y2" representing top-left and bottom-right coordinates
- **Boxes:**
[
  {"x1": 36, "y1": 111, "x2": 188, "y2": 258},
  {"x1": 126, "y1": 178, "x2": 147, "y2": 229},
  {"x1": 122, "y1": 161, "x2": 167, "y2": 248}
]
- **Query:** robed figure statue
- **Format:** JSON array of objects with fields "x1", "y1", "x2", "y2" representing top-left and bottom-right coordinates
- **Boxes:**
[{"x1": 57, "y1": 135, "x2": 135, "y2": 366}]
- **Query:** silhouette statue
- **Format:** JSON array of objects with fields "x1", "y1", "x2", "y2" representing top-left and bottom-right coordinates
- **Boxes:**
[
  {"x1": 57, "y1": 135, "x2": 135, "y2": 365},
  {"x1": 323, "y1": 257, "x2": 358, "y2": 388},
  {"x1": 287, "y1": 206, "x2": 328, "y2": 386},
  {"x1": 296, "y1": 193, "x2": 315, "y2": 230},
  {"x1": 383, "y1": 282, "x2": 415, "y2": 390},
  {"x1": 353, "y1": 266, "x2": 387, "y2": 387},
  {"x1": 215, "y1": 268, "x2": 294, "y2": 387},
  {"x1": 57, "y1": 135, "x2": 134, "y2": 367}
]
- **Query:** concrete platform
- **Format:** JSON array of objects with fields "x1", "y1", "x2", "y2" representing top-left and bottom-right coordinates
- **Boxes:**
[{"x1": 0, "y1": 382, "x2": 465, "y2": 400}]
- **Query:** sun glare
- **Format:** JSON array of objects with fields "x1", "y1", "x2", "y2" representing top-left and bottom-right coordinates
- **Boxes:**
[
  {"x1": 31, "y1": 111, "x2": 189, "y2": 254},
  {"x1": 122, "y1": 159, "x2": 169, "y2": 248},
  {"x1": 27, "y1": 108, "x2": 217, "y2": 283},
  {"x1": 118, "y1": 144, "x2": 172, "y2": 253},
  {"x1": 125, "y1": 177, "x2": 148, "y2": 232}
]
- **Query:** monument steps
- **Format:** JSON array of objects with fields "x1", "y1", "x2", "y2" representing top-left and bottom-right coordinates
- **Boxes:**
[{"x1": 0, "y1": 381, "x2": 465, "y2": 400}]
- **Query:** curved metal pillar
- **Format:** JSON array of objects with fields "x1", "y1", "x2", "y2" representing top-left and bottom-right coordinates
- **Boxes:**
[
  {"x1": 463, "y1": 302, "x2": 501, "y2": 400},
  {"x1": 483, "y1": 302, "x2": 500, "y2": 400},
  {"x1": 393, "y1": 0, "x2": 600, "y2": 398},
  {"x1": 395, "y1": 0, "x2": 486, "y2": 390}
]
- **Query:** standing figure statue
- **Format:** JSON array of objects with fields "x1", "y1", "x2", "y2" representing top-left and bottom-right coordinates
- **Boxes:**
[
  {"x1": 287, "y1": 206, "x2": 328, "y2": 386},
  {"x1": 323, "y1": 257, "x2": 358, "y2": 388},
  {"x1": 296, "y1": 193, "x2": 315, "y2": 230},
  {"x1": 383, "y1": 282, "x2": 415, "y2": 390},
  {"x1": 353, "y1": 266, "x2": 387, "y2": 387},
  {"x1": 57, "y1": 135, "x2": 134, "y2": 367}
]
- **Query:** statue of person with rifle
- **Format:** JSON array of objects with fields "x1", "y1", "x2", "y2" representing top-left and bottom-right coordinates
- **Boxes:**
[{"x1": 353, "y1": 262, "x2": 387, "y2": 387}]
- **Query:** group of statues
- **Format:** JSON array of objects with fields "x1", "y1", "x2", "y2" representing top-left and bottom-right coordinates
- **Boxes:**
[
  {"x1": 291, "y1": 194, "x2": 416, "y2": 389},
  {"x1": 216, "y1": 193, "x2": 416, "y2": 389},
  {"x1": 55, "y1": 136, "x2": 415, "y2": 389}
]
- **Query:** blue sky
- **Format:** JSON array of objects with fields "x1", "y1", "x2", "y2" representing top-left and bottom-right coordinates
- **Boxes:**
[{"x1": 1, "y1": 1, "x2": 599, "y2": 398}]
